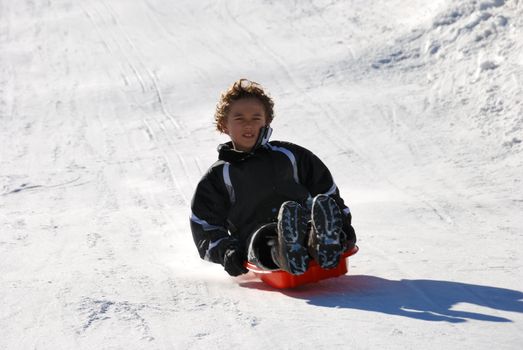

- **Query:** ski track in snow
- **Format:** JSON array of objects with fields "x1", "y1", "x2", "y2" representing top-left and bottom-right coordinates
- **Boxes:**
[{"x1": 1, "y1": 0, "x2": 522, "y2": 349}]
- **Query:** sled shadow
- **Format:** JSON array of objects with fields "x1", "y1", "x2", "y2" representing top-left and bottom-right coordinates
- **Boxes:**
[{"x1": 240, "y1": 275, "x2": 523, "y2": 323}]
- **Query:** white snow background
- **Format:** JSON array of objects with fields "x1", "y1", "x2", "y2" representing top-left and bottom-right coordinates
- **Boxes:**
[{"x1": 1, "y1": 0, "x2": 522, "y2": 349}]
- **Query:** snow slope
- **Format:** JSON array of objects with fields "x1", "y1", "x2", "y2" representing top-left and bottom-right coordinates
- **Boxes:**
[{"x1": 1, "y1": 0, "x2": 522, "y2": 349}]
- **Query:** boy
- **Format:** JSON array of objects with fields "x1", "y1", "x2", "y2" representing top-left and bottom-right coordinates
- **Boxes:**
[{"x1": 190, "y1": 79, "x2": 356, "y2": 276}]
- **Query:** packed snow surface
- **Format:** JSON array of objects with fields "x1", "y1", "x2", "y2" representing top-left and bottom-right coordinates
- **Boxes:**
[{"x1": 1, "y1": 0, "x2": 522, "y2": 349}]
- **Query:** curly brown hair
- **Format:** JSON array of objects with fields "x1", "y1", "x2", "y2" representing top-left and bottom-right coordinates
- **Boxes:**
[{"x1": 215, "y1": 78, "x2": 275, "y2": 133}]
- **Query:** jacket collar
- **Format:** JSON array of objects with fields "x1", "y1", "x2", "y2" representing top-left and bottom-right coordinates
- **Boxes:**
[
  {"x1": 217, "y1": 126, "x2": 272, "y2": 163},
  {"x1": 217, "y1": 142, "x2": 262, "y2": 162}
]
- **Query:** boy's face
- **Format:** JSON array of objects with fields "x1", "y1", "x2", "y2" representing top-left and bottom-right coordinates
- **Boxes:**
[{"x1": 223, "y1": 98, "x2": 268, "y2": 152}]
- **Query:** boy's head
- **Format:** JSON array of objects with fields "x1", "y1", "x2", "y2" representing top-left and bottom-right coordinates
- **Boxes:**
[{"x1": 215, "y1": 78, "x2": 274, "y2": 133}]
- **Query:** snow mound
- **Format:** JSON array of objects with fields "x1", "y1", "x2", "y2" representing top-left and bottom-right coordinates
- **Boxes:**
[{"x1": 369, "y1": 0, "x2": 522, "y2": 159}]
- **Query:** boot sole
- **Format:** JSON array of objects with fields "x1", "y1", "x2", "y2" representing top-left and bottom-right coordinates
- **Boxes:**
[
  {"x1": 311, "y1": 195, "x2": 343, "y2": 269},
  {"x1": 277, "y1": 202, "x2": 310, "y2": 275}
]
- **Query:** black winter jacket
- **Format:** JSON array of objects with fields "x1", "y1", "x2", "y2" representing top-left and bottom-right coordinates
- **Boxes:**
[{"x1": 190, "y1": 140, "x2": 355, "y2": 266}]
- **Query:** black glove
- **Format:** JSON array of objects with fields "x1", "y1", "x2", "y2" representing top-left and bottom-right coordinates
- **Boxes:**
[{"x1": 223, "y1": 248, "x2": 248, "y2": 276}]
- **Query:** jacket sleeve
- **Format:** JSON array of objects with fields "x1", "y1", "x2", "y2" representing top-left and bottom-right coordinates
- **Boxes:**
[
  {"x1": 295, "y1": 145, "x2": 356, "y2": 244},
  {"x1": 190, "y1": 166, "x2": 237, "y2": 265}
]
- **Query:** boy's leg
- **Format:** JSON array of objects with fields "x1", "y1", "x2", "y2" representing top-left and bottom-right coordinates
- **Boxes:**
[
  {"x1": 274, "y1": 201, "x2": 310, "y2": 275},
  {"x1": 341, "y1": 224, "x2": 357, "y2": 252},
  {"x1": 308, "y1": 194, "x2": 344, "y2": 269}
]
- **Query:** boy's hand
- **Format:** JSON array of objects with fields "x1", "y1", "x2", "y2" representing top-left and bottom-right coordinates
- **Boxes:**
[{"x1": 223, "y1": 248, "x2": 248, "y2": 276}]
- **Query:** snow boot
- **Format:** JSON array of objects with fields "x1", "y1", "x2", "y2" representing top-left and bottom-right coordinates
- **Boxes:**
[
  {"x1": 308, "y1": 194, "x2": 344, "y2": 269},
  {"x1": 274, "y1": 201, "x2": 310, "y2": 275}
]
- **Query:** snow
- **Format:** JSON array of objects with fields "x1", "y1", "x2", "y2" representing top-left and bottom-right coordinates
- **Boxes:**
[{"x1": 1, "y1": 0, "x2": 522, "y2": 349}]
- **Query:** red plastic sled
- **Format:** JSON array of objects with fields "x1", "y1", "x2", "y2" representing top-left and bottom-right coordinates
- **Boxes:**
[{"x1": 245, "y1": 245, "x2": 359, "y2": 289}]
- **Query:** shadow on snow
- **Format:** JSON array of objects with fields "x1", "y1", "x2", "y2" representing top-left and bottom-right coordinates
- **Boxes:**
[{"x1": 240, "y1": 275, "x2": 523, "y2": 323}]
